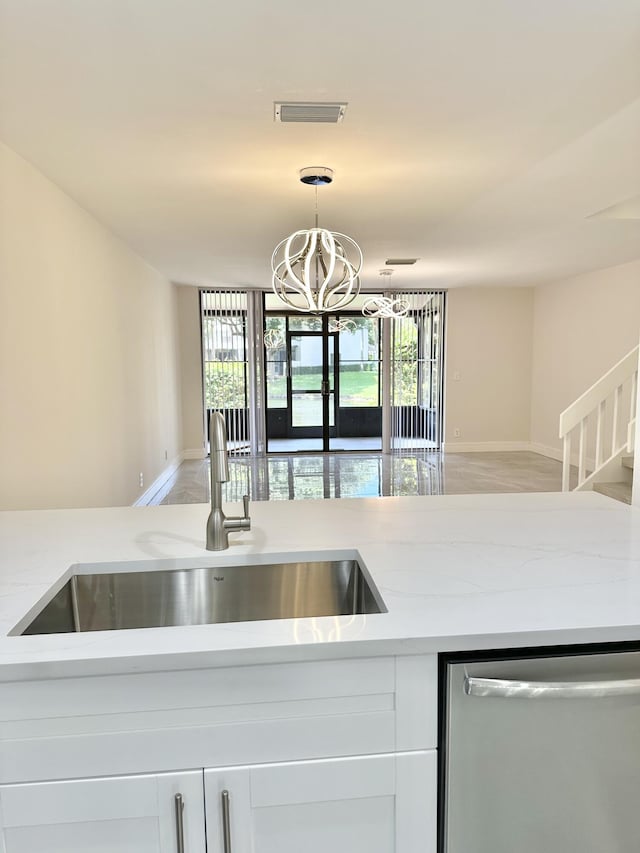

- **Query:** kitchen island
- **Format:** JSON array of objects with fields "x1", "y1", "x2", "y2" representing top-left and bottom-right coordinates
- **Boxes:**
[{"x1": 1, "y1": 491, "x2": 639, "y2": 852}]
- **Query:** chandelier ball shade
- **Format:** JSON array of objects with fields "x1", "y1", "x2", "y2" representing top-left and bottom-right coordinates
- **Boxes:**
[
  {"x1": 271, "y1": 228, "x2": 362, "y2": 313},
  {"x1": 271, "y1": 168, "x2": 362, "y2": 313}
]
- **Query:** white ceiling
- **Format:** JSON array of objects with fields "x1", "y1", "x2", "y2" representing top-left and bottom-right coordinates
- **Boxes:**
[{"x1": 1, "y1": 0, "x2": 639, "y2": 290}]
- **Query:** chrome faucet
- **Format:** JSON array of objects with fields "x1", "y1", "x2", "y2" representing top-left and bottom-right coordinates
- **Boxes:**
[{"x1": 206, "y1": 412, "x2": 251, "y2": 550}]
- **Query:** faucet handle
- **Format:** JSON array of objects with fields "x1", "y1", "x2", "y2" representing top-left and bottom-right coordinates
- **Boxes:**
[{"x1": 243, "y1": 494, "x2": 250, "y2": 519}]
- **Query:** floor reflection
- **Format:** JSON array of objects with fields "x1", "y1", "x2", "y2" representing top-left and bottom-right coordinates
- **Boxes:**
[
  {"x1": 222, "y1": 453, "x2": 443, "y2": 502},
  {"x1": 157, "y1": 450, "x2": 566, "y2": 506}
]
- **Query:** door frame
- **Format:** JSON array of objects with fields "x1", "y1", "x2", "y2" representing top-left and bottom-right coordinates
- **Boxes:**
[
  {"x1": 286, "y1": 317, "x2": 339, "y2": 451},
  {"x1": 263, "y1": 300, "x2": 385, "y2": 454}
]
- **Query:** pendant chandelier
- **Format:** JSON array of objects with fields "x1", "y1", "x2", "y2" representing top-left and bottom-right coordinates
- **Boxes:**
[
  {"x1": 362, "y1": 270, "x2": 410, "y2": 318},
  {"x1": 271, "y1": 167, "x2": 362, "y2": 314},
  {"x1": 362, "y1": 296, "x2": 410, "y2": 318}
]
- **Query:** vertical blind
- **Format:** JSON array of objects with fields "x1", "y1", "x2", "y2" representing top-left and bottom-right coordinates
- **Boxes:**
[
  {"x1": 200, "y1": 289, "x2": 265, "y2": 456},
  {"x1": 389, "y1": 291, "x2": 446, "y2": 452}
]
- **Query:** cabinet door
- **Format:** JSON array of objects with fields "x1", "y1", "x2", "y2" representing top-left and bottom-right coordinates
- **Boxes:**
[
  {"x1": 205, "y1": 751, "x2": 436, "y2": 853},
  {"x1": 0, "y1": 770, "x2": 205, "y2": 853}
]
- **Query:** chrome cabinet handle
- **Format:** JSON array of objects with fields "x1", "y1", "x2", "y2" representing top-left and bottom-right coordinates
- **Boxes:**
[
  {"x1": 221, "y1": 789, "x2": 232, "y2": 853},
  {"x1": 464, "y1": 675, "x2": 640, "y2": 699},
  {"x1": 174, "y1": 793, "x2": 185, "y2": 853}
]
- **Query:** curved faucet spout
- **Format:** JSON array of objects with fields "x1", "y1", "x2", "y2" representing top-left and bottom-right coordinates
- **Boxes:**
[
  {"x1": 206, "y1": 412, "x2": 251, "y2": 551},
  {"x1": 210, "y1": 411, "x2": 229, "y2": 484}
]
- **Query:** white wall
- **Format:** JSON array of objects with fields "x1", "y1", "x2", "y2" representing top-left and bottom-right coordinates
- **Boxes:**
[
  {"x1": 530, "y1": 259, "x2": 640, "y2": 457},
  {"x1": 171, "y1": 267, "x2": 640, "y2": 474},
  {"x1": 0, "y1": 141, "x2": 182, "y2": 510},
  {"x1": 444, "y1": 287, "x2": 533, "y2": 449},
  {"x1": 176, "y1": 285, "x2": 206, "y2": 456},
  {"x1": 634, "y1": 358, "x2": 640, "y2": 507}
]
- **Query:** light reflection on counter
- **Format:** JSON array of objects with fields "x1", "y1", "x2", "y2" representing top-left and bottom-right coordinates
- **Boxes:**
[{"x1": 293, "y1": 613, "x2": 369, "y2": 644}]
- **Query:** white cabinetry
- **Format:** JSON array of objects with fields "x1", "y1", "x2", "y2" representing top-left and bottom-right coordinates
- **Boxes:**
[
  {"x1": 0, "y1": 654, "x2": 438, "y2": 853},
  {"x1": 205, "y1": 753, "x2": 436, "y2": 853},
  {"x1": 0, "y1": 755, "x2": 436, "y2": 853},
  {"x1": 0, "y1": 771, "x2": 206, "y2": 853}
]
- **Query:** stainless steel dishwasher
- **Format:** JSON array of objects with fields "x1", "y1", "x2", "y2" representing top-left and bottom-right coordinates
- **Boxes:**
[{"x1": 441, "y1": 645, "x2": 640, "y2": 853}]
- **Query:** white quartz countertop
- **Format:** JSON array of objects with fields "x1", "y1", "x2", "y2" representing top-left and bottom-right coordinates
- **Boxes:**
[{"x1": 1, "y1": 491, "x2": 640, "y2": 679}]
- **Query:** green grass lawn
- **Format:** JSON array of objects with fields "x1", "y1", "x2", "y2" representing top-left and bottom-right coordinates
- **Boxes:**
[{"x1": 267, "y1": 370, "x2": 379, "y2": 407}]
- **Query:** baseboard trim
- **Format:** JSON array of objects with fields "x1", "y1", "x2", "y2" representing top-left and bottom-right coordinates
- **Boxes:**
[
  {"x1": 528, "y1": 441, "x2": 599, "y2": 471},
  {"x1": 442, "y1": 441, "x2": 532, "y2": 453},
  {"x1": 133, "y1": 453, "x2": 185, "y2": 507},
  {"x1": 182, "y1": 447, "x2": 206, "y2": 460},
  {"x1": 528, "y1": 442, "x2": 562, "y2": 462},
  {"x1": 442, "y1": 441, "x2": 599, "y2": 470}
]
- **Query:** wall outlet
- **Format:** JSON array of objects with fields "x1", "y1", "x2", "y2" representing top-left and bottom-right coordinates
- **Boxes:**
[
  {"x1": 453, "y1": 371, "x2": 461, "y2": 381},
  {"x1": 454, "y1": 428, "x2": 461, "y2": 438},
  {"x1": 139, "y1": 472, "x2": 144, "y2": 488}
]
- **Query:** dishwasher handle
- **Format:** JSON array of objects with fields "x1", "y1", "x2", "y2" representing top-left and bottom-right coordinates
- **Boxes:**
[{"x1": 464, "y1": 674, "x2": 640, "y2": 699}]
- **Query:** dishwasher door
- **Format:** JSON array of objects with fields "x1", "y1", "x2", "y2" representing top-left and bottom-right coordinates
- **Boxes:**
[{"x1": 443, "y1": 648, "x2": 640, "y2": 853}]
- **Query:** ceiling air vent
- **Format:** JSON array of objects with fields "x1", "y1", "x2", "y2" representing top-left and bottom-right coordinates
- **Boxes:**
[
  {"x1": 385, "y1": 258, "x2": 419, "y2": 266},
  {"x1": 274, "y1": 101, "x2": 347, "y2": 123}
]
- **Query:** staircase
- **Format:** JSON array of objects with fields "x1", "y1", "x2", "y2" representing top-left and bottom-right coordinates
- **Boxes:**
[
  {"x1": 559, "y1": 345, "x2": 638, "y2": 503},
  {"x1": 592, "y1": 454, "x2": 634, "y2": 504}
]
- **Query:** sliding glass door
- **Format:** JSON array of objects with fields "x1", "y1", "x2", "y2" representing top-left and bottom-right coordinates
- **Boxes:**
[
  {"x1": 201, "y1": 289, "x2": 446, "y2": 457},
  {"x1": 264, "y1": 301, "x2": 382, "y2": 453},
  {"x1": 289, "y1": 328, "x2": 336, "y2": 450}
]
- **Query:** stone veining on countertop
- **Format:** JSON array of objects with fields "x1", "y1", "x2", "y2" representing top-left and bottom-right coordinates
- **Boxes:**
[{"x1": 0, "y1": 491, "x2": 639, "y2": 679}]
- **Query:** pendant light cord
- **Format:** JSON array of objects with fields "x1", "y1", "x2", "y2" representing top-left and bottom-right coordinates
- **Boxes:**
[{"x1": 314, "y1": 185, "x2": 319, "y2": 287}]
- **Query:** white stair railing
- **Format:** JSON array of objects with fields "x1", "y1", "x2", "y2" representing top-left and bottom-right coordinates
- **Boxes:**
[{"x1": 559, "y1": 346, "x2": 639, "y2": 491}]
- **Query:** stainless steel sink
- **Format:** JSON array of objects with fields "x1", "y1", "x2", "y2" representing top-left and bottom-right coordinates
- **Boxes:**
[{"x1": 20, "y1": 557, "x2": 386, "y2": 635}]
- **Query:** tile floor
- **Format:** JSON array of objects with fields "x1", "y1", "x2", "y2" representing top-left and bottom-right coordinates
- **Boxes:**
[{"x1": 156, "y1": 451, "x2": 570, "y2": 505}]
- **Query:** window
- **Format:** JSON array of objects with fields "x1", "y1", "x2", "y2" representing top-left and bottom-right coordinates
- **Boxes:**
[{"x1": 335, "y1": 317, "x2": 381, "y2": 408}]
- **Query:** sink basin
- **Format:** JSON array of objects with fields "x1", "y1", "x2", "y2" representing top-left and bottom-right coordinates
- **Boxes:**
[{"x1": 19, "y1": 556, "x2": 386, "y2": 635}]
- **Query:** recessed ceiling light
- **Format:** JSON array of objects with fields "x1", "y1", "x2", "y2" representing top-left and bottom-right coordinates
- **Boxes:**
[
  {"x1": 274, "y1": 101, "x2": 347, "y2": 123},
  {"x1": 385, "y1": 258, "x2": 419, "y2": 265}
]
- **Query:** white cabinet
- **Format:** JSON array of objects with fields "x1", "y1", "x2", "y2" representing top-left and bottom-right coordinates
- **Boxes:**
[
  {"x1": 0, "y1": 654, "x2": 438, "y2": 852},
  {"x1": 204, "y1": 752, "x2": 436, "y2": 853},
  {"x1": 0, "y1": 771, "x2": 206, "y2": 853},
  {"x1": 0, "y1": 753, "x2": 437, "y2": 853}
]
